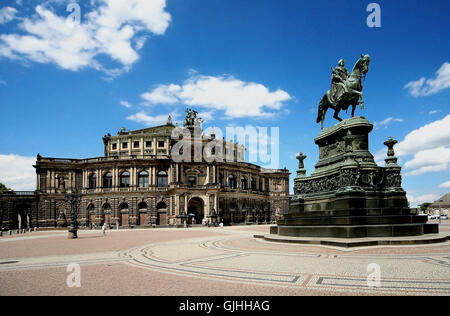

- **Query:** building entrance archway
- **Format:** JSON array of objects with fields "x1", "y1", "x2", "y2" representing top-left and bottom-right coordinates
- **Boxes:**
[
  {"x1": 188, "y1": 197, "x2": 205, "y2": 225},
  {"x1": 13, "y1": 204, "x2": 32, "y2": 230},
  {"x1": 120, "y1": 203, "x2": 129, "y2": 227},
  {"x1": 138, "y1": 202, "x2": 148, "y2": 226},
  {"x1": 156, "y1": 201, "x2": 167, "y2": 226}
]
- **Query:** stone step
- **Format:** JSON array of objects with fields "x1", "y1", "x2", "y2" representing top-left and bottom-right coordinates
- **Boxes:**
[
  {"x1": 262, "y1": 231, "x2": 449, "y2": 248},
  {"x1": 285, "y1": 208, "x2": 417, "y2": 218},
  {"x1": 281, "y1": 215, "x2": 427, "y2": 226},
  {"x1": 275, "y1": 223, "x2": 439, "y2": 238}
]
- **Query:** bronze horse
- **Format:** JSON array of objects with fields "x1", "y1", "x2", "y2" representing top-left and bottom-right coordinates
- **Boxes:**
[{"x1": 316, "y1": 54, "x2": 370, "y2": 130}]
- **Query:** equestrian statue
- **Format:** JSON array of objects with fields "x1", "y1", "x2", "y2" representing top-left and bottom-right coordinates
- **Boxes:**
[{"x1": 316, "y1": 54, "x2": 371, "y2": 130}]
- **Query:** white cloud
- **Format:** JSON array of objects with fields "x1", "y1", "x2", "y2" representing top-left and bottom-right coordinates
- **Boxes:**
[
  {"x1": 407, "y1": 193, "x2": 440, "y2": 205},
  {"x1": 126, "y1": 111, "x2": 178, "y2": 126},
  {"x1": 439, "y1": 181, "x2": 450, "y2": 189},
  {"x1": 405, "y1": 62, "x2": 450, "y2": 96},
  {"x1": 394, "y1": 115, "x2": 450, "y2": 176},
  {"x1": 197, "y1": 110, "x2": 214, "y2": 122},
  {"x1": 0, "y1": 0, "x2": 171, "y2": 76},
  {"x1": 374, "y1": 117, "x2": 404, "y2": 129},
  {"x1": 0, "y1": 6, "x2": 18, "y2": 24},
  {"x1": 403, "y1": 147, "x2": 450, "y2": 176},
  {"x1": 120, "y1": 100, "x2": 132, "y2": 108},
  {"x1": 141, "y1": 84, "x2": 181, "y2": 105},
  {"x1": 429, "y1": 110, "x2": 440, "y2": 115},
  {"x1": 140, "y1": 74, "x2": 292, "y2": 119},
  {"x1": 396, "y1": 114, "x2": 450, "y2": 157},
  {"x1": 0, "y1": 154, "x2": 36, "y2": 191}
]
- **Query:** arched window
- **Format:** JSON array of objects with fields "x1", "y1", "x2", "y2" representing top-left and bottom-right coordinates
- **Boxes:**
[
  {"x1": 120, "y1": 171, "x2": 130, "y2": 188},
  {"x1": 228, "y1": 175, "x2": 236, "y2": 189},
  {"x1": 88, "y1": 174, "x2": 97, "y2": 189},
  {"x1": 241, "y1": 176, "x2": 248, "y2": 190},
  {"x1": 103, "y1": 172, "x2": 113, "y2": 188},
  {"x1": 87, "y1": 203, "x2": 95, "y2": 214},
  {"x1": 157, "y1": 171, "x2": 168, "y2": 188},
  {"x1": 157, "y1": 201, "x2": 167, "y2": 210},
  {"x1": 138, "y1": 171, "x2": 149, "y2": 188},
  {"x1": 138, "y1": 202, "x2": 148, "y2": 210},
  {"x1": 103, "y1": 203, "x2": 112, "y2": 212}
]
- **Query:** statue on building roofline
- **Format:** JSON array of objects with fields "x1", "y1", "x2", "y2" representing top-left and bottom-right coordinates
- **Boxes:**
[
  {"x1": 183, "y1": 108, "x2": 202, "y2": 129},
  {"x1": 316, "y1": 54, "x2": 371, "y2": 130}
]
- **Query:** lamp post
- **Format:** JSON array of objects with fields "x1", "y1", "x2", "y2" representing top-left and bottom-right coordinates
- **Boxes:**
[{"x1": 65, "y1": 191, "x2": 81, "y2": 239}]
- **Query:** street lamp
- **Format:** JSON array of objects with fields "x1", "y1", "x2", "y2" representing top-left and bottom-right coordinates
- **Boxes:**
[{"x1": 65, "y1": 191, "x2": 81, "y2": 239}]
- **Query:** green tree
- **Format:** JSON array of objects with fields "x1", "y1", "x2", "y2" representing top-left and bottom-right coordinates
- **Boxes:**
[
  {"x1": 0, "y1": 182, "x2": 13, "y2": 194},
  {"x1": 420, "y1": 202, "x2": 432, "y2": 213}
]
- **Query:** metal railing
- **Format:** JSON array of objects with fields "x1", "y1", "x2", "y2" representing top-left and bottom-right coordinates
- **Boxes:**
[{"x1": 0, "y1": 191, "x2": 36, "y2": 196}]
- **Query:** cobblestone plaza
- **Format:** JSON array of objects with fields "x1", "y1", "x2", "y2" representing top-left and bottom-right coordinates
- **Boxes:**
[{"x1": 1, "y1": 223, "x2": 449, "y2": 296}]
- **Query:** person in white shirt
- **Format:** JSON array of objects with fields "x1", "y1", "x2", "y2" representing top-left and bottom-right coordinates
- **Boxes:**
[{"x1": 102, "y1": 223, "x2": 107, "y2": 236}]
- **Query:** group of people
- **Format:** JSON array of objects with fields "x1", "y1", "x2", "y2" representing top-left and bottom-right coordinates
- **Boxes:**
[
  {"x1": 201, "y1": 218, "x2": 224, "y2": 228},
  {"x1": 96, "y1": 217, "x2": 224, "y2": 236}
]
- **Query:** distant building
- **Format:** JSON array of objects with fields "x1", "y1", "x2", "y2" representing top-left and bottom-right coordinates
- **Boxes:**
[
  {"x1": 428, "y1": 193, "x2": 450, "y2": 215},
  {"x1": 0, "y1": 112, "x2": 290, "y2": 230}
]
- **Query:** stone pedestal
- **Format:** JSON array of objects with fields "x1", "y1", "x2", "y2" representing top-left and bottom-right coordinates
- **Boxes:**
[{"x1": 276, "y1": 117, "x2": 438, "y2": 239}]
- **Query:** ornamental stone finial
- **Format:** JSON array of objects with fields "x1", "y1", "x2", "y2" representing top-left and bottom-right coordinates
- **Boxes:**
[
  {"x1": 296, "y1": 152, "x2": 307, "y2": 169},
  {"x1": 384, "y1": 136, "x2": 400, "y2": 167},
  {"x1": 342, "y1": 131, "x2": 358, "y2": 168},
  {"x1": 384, "y1": 136, "x2": 398, "y2": 157},
  {"x1": 296, "y1": 152, "x2": 307, "y2": 178}
]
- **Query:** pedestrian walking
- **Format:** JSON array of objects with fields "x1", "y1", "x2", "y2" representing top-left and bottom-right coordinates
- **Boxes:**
[
  {"x1": 116, "y1": 221, "x2": 120, "y2": 230},
  {"x1": 102, "y1": 222, "x2": 107, "y2": 236}
]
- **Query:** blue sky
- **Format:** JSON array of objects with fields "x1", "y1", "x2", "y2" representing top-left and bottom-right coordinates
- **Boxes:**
[{"x1": 0, "y1": 0, "x2": 449, "y2": 206}]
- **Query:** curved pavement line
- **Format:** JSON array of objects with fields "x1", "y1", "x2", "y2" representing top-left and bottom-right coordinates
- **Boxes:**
[{"x1": 121, "y1": 235, "x2": 450, "y2": 295}]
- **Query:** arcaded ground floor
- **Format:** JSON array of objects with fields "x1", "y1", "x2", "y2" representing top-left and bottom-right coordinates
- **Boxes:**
[{"x1": 0, "y1": 221, "x2": 449, "y2": 296}]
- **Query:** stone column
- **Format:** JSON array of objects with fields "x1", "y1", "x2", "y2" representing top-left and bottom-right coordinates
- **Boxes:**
[
  {"x1": 175, "y1": 195, "x2": 180, "y2": 216},
  {"x1": 98, "y1": 170, "x2": 103, "y2": 189},
  {"x1": 96, "y1": 169, "x2": 100, "y2": 192},
  {"x1": 128, "y1": 137, "x2": 132, "y2": 156},
  {"x1": 46, "y1": 170, "x2": 51, "y2": 193},
  {"x1": 206, "y1": 195, "x2": 210, "y2": 219},
  {"x1": 132, "y1": 166, "x2": 137, "y2": 188},
  {"x1": 168, "y1": 164, "x2": 173, "y2": 184},
  {"x1": 51, "y1": 171, "x2": 55, "y2": 193},
  {"x1": 147, "y1": 167, "x2": 152, "y2": 189},
  {"x1": 180, "y1": 164, "x2": 184, "y2": 184},
  {"x1": 215, "y1": 194, "x2": 219, "y2": 213},
  {"x1": 114, "y1": 167, "x2": 118, "y2": 191},
  {"x1": 152, "y1": 166, "x2": 156, "y2": 186}
]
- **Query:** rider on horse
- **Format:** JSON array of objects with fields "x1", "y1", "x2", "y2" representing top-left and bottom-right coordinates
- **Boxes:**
[
  {"x1": 330, "y1": 59, "x2": 349, "y2": 107},
  {"x1": 316, "y1": 54, "x2": 371, "y2": 130}
]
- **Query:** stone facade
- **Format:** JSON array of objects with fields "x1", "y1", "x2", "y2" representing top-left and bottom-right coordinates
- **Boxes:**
[{"x1": 0, "y1": 121, "x2": 290, "y2": 230}]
